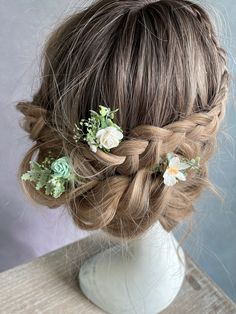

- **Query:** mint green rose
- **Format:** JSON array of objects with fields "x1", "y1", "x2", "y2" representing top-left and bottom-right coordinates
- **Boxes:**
[{"x1": 51, "y1": 157, "x2": 71, "y2": 179}]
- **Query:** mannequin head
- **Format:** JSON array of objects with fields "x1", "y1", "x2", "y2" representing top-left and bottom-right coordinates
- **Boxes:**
[{"x1": 17, "y1": 0, "x2": 229, "y2": 239}]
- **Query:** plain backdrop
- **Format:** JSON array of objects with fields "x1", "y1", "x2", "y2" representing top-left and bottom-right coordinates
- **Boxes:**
[{"x1": 0, "y1": 0, "x2": 235, "y2": 303}]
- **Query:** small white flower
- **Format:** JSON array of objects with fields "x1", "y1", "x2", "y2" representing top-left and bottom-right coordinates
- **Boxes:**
[
  {"x1": 89, "y1": 144, "x2": 97, "y2": 153},
  {"x1": 96, "y1": 126, "x2": 123, "y2": 150},
  {"x1": 163, "y1": 155, "x2": 190, "y2": 187}
]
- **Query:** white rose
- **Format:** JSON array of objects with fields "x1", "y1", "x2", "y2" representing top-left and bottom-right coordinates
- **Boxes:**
[{"x1": 96, "y1": 126, "x2": 123, "y2": 150}]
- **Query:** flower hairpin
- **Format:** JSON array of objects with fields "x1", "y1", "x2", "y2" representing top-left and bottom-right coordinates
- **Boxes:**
[
  {"x1": 21, "y1": 152, "x2": 77, "y2": 198},
  {"x1": 73, "y1": 105, "x2": 123, "y2": 153},
  {"x1": 153, "y1": 152, "x2": 201, "y2": 187}
]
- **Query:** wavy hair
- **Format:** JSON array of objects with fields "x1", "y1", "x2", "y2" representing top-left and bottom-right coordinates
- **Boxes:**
[{"x1": 16, "y1": 0, "x2": 229, "y2": 240}]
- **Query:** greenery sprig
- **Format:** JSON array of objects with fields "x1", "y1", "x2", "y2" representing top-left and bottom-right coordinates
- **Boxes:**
[
  {"x1": 73, "y1": 105, "x2": 123, "y2": 153},
  {"x1": 21, "y1": 152, "x2": 77, "y2": 198}
]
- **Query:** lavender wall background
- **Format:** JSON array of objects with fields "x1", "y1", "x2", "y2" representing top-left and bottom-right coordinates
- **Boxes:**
[
  {"x1": 0, "y1": 0, "x2": 235, "y2": 303},
  {"x1": 0, "y1": 0, "x2": 93, "y2": 271}
]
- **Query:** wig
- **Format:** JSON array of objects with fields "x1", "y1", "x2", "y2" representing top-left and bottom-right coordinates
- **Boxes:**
[{"x1": 17, "y1": 0, "x2": 229, "y2": 240}]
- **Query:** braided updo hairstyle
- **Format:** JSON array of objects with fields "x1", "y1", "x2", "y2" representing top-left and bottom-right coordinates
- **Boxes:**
[{"x1": 16, "y1": 0, "x2": 229, "y2": 240}]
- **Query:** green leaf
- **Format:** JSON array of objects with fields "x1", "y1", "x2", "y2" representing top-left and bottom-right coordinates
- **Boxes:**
[
  {"x1": 21, "y1": 172, "x2": 35, "y2": 182},
  {"x1": 52, "y1": 184, "x2": 65, "y2": 198},
  {"x1": 99, "y1": 105, "x2": 109, "y2": 117},
  {"x1": 110, "y1": 108, "x2": 119, "y2": 114},
  {"x1": 21, "y1": 166, "x2": 41, "y2": 182},
  {"x1": 35, "y1": 170, "x2": 51, "y2": 190},
  {"x1": 44, "y1": 176, "x2": 67, "y2": 198},
  {"x1": 30, "y1": 161, "x2": 42, "y2": 172},
  {"x1": 45, "y1": 182, "x2": 54, "y2": 196},
  {"x1": 100, "y1": 116, "x2": 107, "y2": 129}
]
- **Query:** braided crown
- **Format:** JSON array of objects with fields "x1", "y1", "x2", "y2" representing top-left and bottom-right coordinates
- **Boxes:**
[{"x1": 16, "y1": 64, "x2": 228, "y2": 237}]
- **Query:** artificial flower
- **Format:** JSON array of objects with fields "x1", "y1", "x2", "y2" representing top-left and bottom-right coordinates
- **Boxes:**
[
  {"x1": 154, "y1": 152, "x2": 201, "y2": 187},
  {"x1": 73, "y1": 105, "x2": 123, "y2": 153},
  {"x1": 51, "y1": 157, "x2": 72, "y2": 179},
  {"x1": 96, "y1": 126, "x2": 123, "y2": 150},
  {"x1": 21, "y1": 154, "x2": 77, "y2": 198},
  {"x1": 163, "y1": 154, "x2": 190, "y2": 186}
]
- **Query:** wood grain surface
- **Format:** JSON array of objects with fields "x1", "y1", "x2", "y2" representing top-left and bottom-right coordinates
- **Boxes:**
[{"x1": 0, "y1": 233, "x2": 235, "y2": 314}]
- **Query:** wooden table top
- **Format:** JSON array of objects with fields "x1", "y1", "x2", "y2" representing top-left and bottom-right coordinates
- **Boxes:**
[{"x1": 0, "y1": 233, "x2": 235, "y2": 314}]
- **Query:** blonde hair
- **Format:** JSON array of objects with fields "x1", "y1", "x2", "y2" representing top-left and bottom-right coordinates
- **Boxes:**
[{"x1": 16, "y1": 0, "x2": 229, "y2": 240}]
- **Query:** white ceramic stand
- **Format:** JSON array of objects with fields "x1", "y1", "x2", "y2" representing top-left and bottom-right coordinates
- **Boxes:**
[{"x1": 79, "y1": 221, "x2": 186, "y2": 314}]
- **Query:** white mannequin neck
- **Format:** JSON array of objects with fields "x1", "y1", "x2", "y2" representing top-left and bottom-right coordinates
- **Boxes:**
[{"x1": 79, "y1": 221, "x2": 186, "y2": 314}]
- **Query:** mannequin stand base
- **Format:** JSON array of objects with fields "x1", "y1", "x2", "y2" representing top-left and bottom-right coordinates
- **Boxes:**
[{"x1": 79, "y1": 222, "x2": 186, "y2": 314}]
